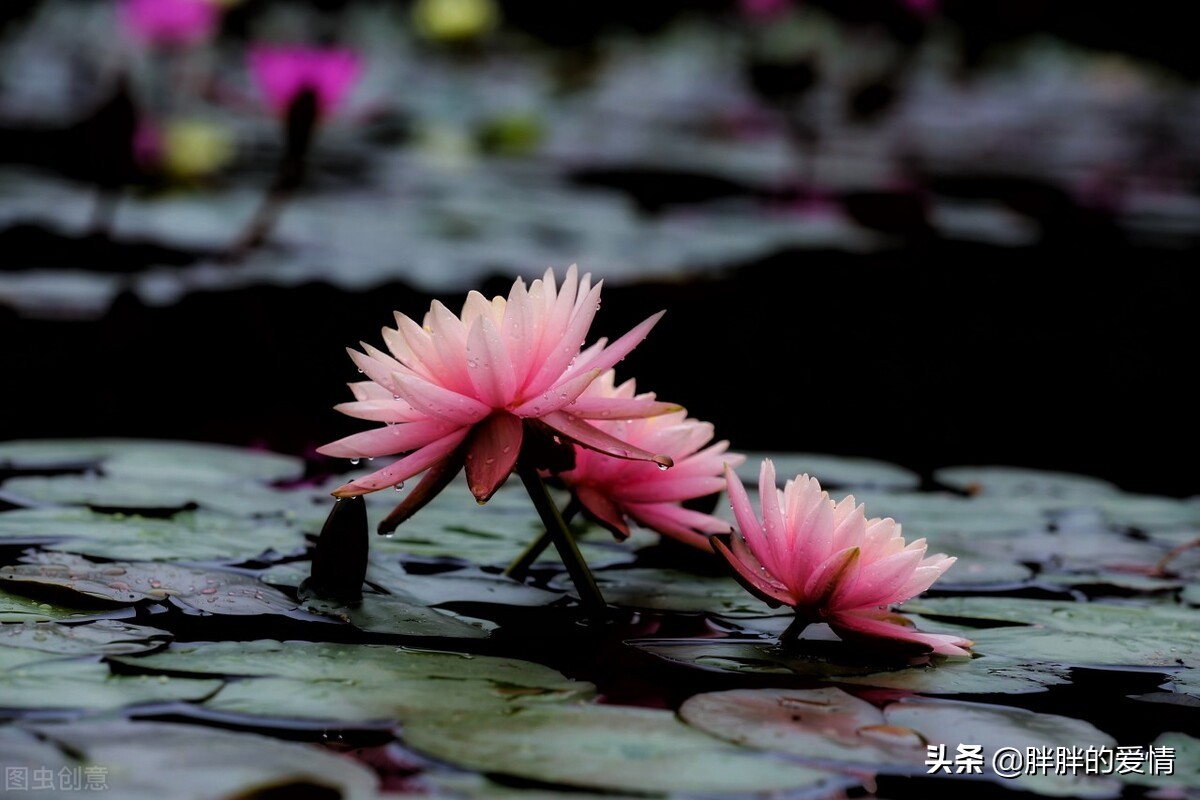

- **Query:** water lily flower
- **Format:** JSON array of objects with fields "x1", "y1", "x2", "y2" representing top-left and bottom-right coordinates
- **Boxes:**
[
  {"x1": 248, "y1": 46, "x2": 363, "y2": 120},
  {"x1": 318, "y1": 266, "x2": 677, "y2": 523},
  {"x1": 716, "y1": 460, "x2": 972, "y2": 656},
  {"x1": 119, "y1": 0, "x2": 221, "y2": 47},
  {"x1": 555, "y1": 371, "x2": 744, "y2": 548}
]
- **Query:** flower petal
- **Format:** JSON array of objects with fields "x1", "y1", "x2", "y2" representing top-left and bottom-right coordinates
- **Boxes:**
[
  {"x1": 836, "y1": 546, "x2": 925, "y2": 609},
  {"x1": 391, "y1": 372, "x2": 492, "y2": 426},
  {"x1": 828, "y1": 609, "x2": 973, "y2": 657},
  {"x1": 464, "y1": 413, "x2": 523, "y2": 503},
  {"x1": 725, "y1": 465, "x2": 773, "y2": 571},
  {"x1": 378, "y1": 448, "x2": 465, "y2": 535},
  {"x1": 804, "y1": 546, "x2": 861, "y2": 608},
  {"x1": 331, "y1": 428, "x2": 470, "y2": 497},
  {"x1": 626, "y1": 502, "x2": 731, "y2": 548},
  {"x1": 465, "y1": 315, "x2": 517, "y2": 408},
  {"x1": 566, "y1": 395, "x2": 682, "y2": 420},
  {"x1": 540, "y1": 410, "x2": 672, "y2": 466},
  {"x1": 572, "y1": 311, "x2": 666, "y2": 376},
  {"x1": 577, "y1": 484, "x2": 630, "y2": 539},
  {"x1": 711, "y1": 534, "x2": 793, "y2": 607},
  {"x1": 512, "y1": 369, "x2": 602, "y2": 418},
  {"x1": 316, "y1": 419, "x2": 459, "y2": 459}
]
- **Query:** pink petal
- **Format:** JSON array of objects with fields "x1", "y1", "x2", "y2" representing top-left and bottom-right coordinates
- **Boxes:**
[
  {"x1": 331, "y1": 399, "x2": 425, "y2": 424},
  {"x1": 572, "y1": 311, "x2": 665, "y2": 376},
  {"x1": 378, "y1": 449, "x2": 465, "y2": 535},
  {"x1": 391, "y1": 372, "x2": 491, "y2": 426},
  {"x1": 566, "y1": 396, "x2": 682, "y2": 420},
  {"x1": 426, "y1": 300, "x2": 474, "y2": 396},
  {"x1": 577, "y1": 485, "x2": 630, "y2": 539},
  {"x1": 835, "y1": 547, "x2": 924, "y2": 609},
  {"x1": 804, "y1": 546, "x2": 861, "y2": 607},
  {"x1": 618, "y1": 475, "x2": 727, "y2": 503},
  {"x1": 526, "y1": 282, "x2": 602, "y2": 396},
  {"x1": 540, "y1": 410, "x2": 671, "y2": 466},
  {"x1": 316, "y1": 419, "x2": 458, "y2": 459},
  {"x1": 758, "y1": 460, "x2": 793, "y2": 579},
  {"x1": 892, "y1": 557, "x2": 957, "y2": 602},
  {"x1": 331, "y1": 428, "x2": 470, "y2": 497},
  {"x1": 465, "y1": 315, "x2": 517, "y2": 408},
  {"x1": 348, "y1": 347, "x2": 403, "y2": 394},
  {"x1": 724, "y1": 466, "x2": 773, "y2": 571},
  {"x1": 712, "y1": 534, "x2": 793, "y2": 607},
  {"x1": 463, "y1": 413, "x2": 522, "y2": 502},
  {"x1": 512, "y1": 369, "x2": 602, "y2": 418},
  {"x1": 626, "y1": 502, "x2": 731, "y2": 548},
  {"x1": 828, "y1": 609, "x2": 973, "y2": 657}
]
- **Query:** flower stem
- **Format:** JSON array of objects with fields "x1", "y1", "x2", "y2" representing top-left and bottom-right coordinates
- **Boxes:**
[
  {"x1": 777, "y1": 615, "x2": 810, "y2": 652},
  {"x1": 516, "y1": 464, "x2": 606, "y2": 623},
  {"x1": 504, "y1": 496, "x2": 580, "y2": 579}
]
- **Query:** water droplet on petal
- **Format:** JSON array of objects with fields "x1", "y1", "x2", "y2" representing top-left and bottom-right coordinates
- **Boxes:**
[
  {"x1": 501, "y1": 446, "x2": 511, "y2": 454},
  {"x1": 484, "y1": 457, "x2": 495, "y2": 465},
  {"x1": 657, "y1": 463, "x2": 669, "y2": 471},
  {"x1": 349, "y1": 458, "x2": 361, "y2": 466},
  {"x1": 367, "y1": 456, "x2": 374, "y2": 461},
  {"x1": 394, "y1": 482, "x2": 405, "y2": 492}
]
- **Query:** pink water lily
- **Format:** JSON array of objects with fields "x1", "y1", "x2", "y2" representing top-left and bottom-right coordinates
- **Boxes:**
[
  {"x1": 120, "y1": 0, "x2": 220, "y2": 46},
  {"x1": 318, "y1": 267, "x2": 677, "y2": 530},
  {"x1": 556, "y1": 371, "x2": 744, "y2": 548},
  {"x1": 716, "y1": 460, "x2": 972, "y2": 656},
  {"x1": 248, "y1": 46, "x2": 363, "y2": 119}
]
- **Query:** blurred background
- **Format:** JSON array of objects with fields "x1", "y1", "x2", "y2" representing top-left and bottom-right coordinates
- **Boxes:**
[{"x1": 0, "y1": 0, "x2": 1195, "y2": 496}]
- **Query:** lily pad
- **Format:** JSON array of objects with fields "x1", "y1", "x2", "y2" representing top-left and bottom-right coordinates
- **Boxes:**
[
  {"x1": 25, "y1": 719, "x2": 383, "y2": 800},
  {"x1": 113, "y1": 641, "x2": 594, "y2": 724},
  {"x1": 1116, "y1": 732, "x2": 1200, "y2": 790},
  {"x1": 555, "y1": 568, "x2": 782, "y2": 618},
  {"x1": 402, "y1": 703, "x2": 843, "y2": 795},
  {"x1": 0, "y1": 553, "x2": 297, "y2": 616},
  {"x1": 680, "y1": 687, "x2": 927, "y2": 766},
  {"x1": 0, "y1": 438, "x2": 304, "y2": 483},
  {"x1": 885, "y1": 697, "x2": 1121, "y2": 797},
  {"x1": 301, "y1": 593, "x2": 491, "y2": 638},
  {"x1": 0, "y1": 619, "x2": 171, "y2": 657},
  {"x1": 0, "y1": 585, "x2": 103, "y2": 622},
  {"x1": 367, "y1": 560, "x2": 567, "y2": 607},
  {"x1": 738, "y1": 452, "x2": 920, "y2": 491},
  {"x1": 0, "y1": 472, "x2": 313, "y2": 517},
  {"x1": 933, "y1": 466, "x2": 1118, "y2": 498},
  {"x1": 0, "y1": 658, "x2": 222, "y2": 712},
  {"x1": 0, "y1": 506, "x2": 307, "y2": 562}
]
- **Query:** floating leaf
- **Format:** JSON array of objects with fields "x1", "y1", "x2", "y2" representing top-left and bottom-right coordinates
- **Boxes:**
[
  {"x1": 367, "y1": 560, "x2": 566, "y2": 607},
  {"x1": 0, "y1": 585, "x2": 102, "y2": 622},
  {"x1": 0, "y1": 438, "x2": 304, "y2": 483},
  {"x1": 113, "y1": 641, "x2": 593, "y2": 724},
  {"x1": 301, "y1": 593, "x2": 490, "y2": 638},
  {"x1": 0, "y1": 507, "x2": 307, "y2": 562},
  {"x1": 0, "y1": 553, "x2": 297, "y2": 615},
  {"x1": 0, "y1": 619, "x2": 171, "y2": 657},
  {"x1": 1115, "y1": 732, "x2": 1200, "y2": 790},
  {"x1": 885, "y1": 698, "x2": 1121, "y2": 797},
  {"x1": 933, "y1": 466, "x2": 1118, "y2": 498},
  {"x1": 0, "y1": 658, "x2": 221, "y2": 712},
  {"x1": 738, "y1": 452, "x2": 920, "y2": 490},
  {"x1": 24, "y1": 719, "x2": 382, "y2": 800},
  {"x1": 680, "y1": 687, "x2": 926, "y2": 766},
  {"x1": 555, "y1": 568, "x2": 783, "y2": 618},
  {"x1": 402, "y1": 704, "x2": 843, "y2": 795}
]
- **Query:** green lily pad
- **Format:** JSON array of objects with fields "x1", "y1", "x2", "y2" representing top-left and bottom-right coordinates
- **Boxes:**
[
  {"x1": 0, "y1": 438, "x2": 304, "y2": 483},
  {"x1": 1115, "y1": 732, "x2": 1200, "y2": 790},
  {"x1": 402, "y1": 704, "x2": 842, "y2": 795},
  {"x1": 1096, "y1": 494, "x2": 1200, "y2": 531},
  {"x1": 737, "y1": 452, "x2": 920, "y2": 490},
  {"x1": 0, "y1": 553, "x2": 297, "y2": 616},
  {"x1": 427, "y1": 773, "x2": 651, "y2": 799},
  {"x1": 0, "y1": 725, "x2": 74, "y2": 770},
  {"x1": 0, "y1": 507, "x2": 307, "y2": 562},
  {"x1": 884, "y1": 698, "x2": 1121, "y2": 797},
  {"x1": 301, "y1": 593, "x2": 491, "y2": 638},
  {"x1": 366, "y1": 560, "x2": 567, "y2": 607},
  {"x1": 0, "y1": 472, "x2": 313, "y2": 517},
  {"x1": 680, "y1": 687, "x2": 927, "y2": 767},
  {"x1": 24, "y1": 719, "x2": 382, "y2": 800},
  {"x1": 113, "y1": 641, "x2": 593, "y2": 724},
  {"x1": 933, "y1": 466, "x2": 1118, "y2": 498},
  {"x1": 556, "y1": 568, "x2": 782, "y2": 618},
  {"x1": 0, "y1": 585, "x2": 103, "y2": 622},
  {"x1": 0, "y1": 619, "x2": 171, "y2": 657},
  {"x1": 0, "y1": 658, "x2": 221, "y2": 712}
]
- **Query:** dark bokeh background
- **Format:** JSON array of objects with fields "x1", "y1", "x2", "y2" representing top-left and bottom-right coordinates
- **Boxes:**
[{"x1": 1, "y1": 0, "x2": 1196, "y2": 497}]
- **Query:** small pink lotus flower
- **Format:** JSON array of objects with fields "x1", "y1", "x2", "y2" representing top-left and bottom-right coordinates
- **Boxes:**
[
  {"x1": 716, "y1": 460, "x2": 972, "y2": 656},
  {"x1": 319, "y1": 267, "x2": 677, "y2": 522},
  {"x1": 119, "y1": 0, "x2": 221, "y2": 47},
  {"x1": 555, "y1": 371, "x2": 744, "y2": 548},
  {"x1": 248, "y1": 46, "x2": 363, "y2": 119}
]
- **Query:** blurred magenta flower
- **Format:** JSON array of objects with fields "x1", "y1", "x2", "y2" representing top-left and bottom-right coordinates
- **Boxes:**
[
  {"x1": 120, "y1": 0, "x2": 220, "y2": 46},
  {"x1": 739, "y1": 0, "x2": 791, "y2": 20},
  {"x1": 248, "y1": 46, "x2": 363, "y2": 119},
  {"x1": 716, "y1": 460, "x2": 972, "y2": 656},
  {"x1": 900, "y1": 0, "x2": 939, "y2": 17},
  {"x1": 556, "y1": 371, "x2": 744, "y2": 548},
  {"x1": 319, "y1": 267, "x2": 676, "y2": 516}
]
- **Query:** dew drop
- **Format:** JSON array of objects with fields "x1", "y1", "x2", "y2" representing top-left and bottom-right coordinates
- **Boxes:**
[
  {"x1": 394, "y1": 482, "x2": 405, "y2": 492},
  {"x1": 357, "y1": 368, "x2": 364, "y2": 373},
  {"x1": 657, "y1": 463, "x2": 669, "y2": 471},
  {"x1": 149, "y1": 580, "x2": 162, "y2": 589},
  {"x1": 349, "y1": 458, "x2": 361, "y2": 466},
  {"x1": 367, "y1": 456, "x2": 374, "y2": 461},
  {"x1": 501, "y1": 446, "x2": 512, "y2": 454},
  {"x1": 200, "y1": 587, "x2": 218, "y2": 595},
  {"x1": 484, "y1": 457, "x2": 495, "y2": 465}
]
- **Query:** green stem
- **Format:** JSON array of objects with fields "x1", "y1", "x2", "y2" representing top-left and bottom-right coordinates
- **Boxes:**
[
  {"x1": 777, "y1": 615, "x2": 810, "y2": 652},
  {"x1": 504, "y1": 496, "x2": 580, "y2": 580},
  {"x1": 516, "y1": 464, "x2": 606, "y2": 623}
]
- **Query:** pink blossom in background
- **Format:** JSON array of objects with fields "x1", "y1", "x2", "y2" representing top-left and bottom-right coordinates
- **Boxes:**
[
  {"x1": 900, "y1": 0, "x2": 939, "y2": 18},
  {"x1": 739, "y1": 0, "x2": 792, "y2": 20},
  {"x1": 120, "y1": 0, "x2": 220, "y2": 47},
  {"x1": 248, "y1": 46, "x2": 363, "y2": 119},
  {"x1": 318, "y1": 266, "x2": 677, "y2": 520},
  {"x1": 717, "y1": 459, "x2": 972, "y2": 656},
  {"x1": 555, "y1": 371, "x2": 744, "y2": 547}
]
